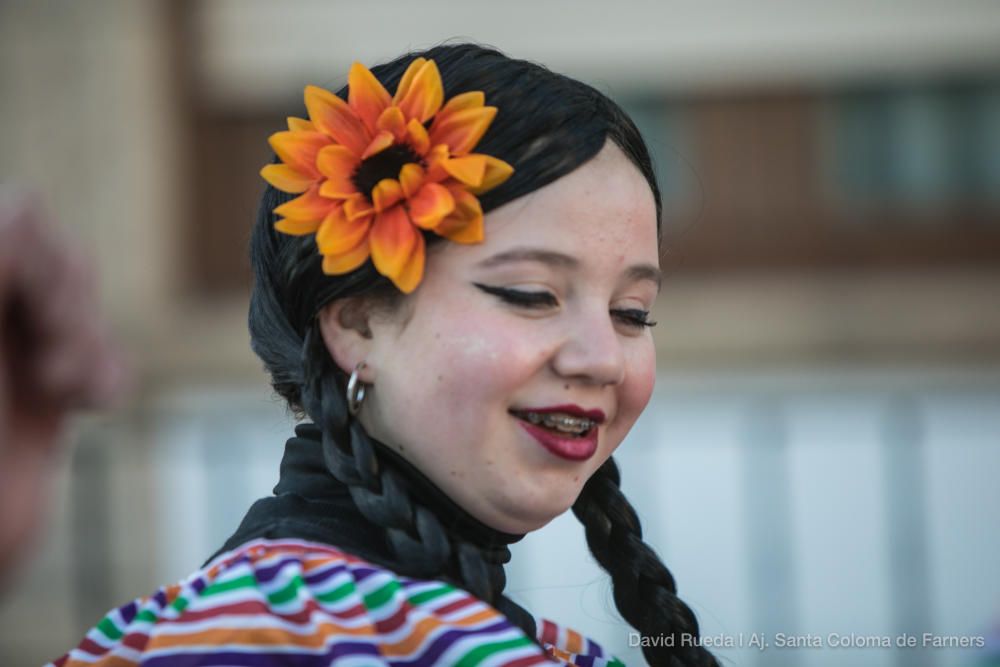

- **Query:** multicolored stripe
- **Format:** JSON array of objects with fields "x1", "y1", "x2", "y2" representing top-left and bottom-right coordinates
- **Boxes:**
[{"x1": 47, "y1": 538, "x2": 624, "y2": 666}]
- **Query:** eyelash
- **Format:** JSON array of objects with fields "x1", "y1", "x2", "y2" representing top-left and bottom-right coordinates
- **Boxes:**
[{"x1": 473, "y1": 283, "x2": 657, "y2": 329}]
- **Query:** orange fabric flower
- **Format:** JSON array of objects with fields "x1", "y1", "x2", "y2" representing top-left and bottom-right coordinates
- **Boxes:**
[{"x1": 260, "y1": 58, "x2": 514, "y2": 293}]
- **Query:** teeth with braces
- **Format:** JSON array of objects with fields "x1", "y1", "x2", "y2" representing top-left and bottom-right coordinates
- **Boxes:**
[{"x1": 522, "y1": 412, "x2": 594, "y2": 434}]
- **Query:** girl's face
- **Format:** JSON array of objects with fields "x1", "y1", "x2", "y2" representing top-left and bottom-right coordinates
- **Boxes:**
[{"x1": 358, "y1": 142, "x2": 660, "y2": 534}]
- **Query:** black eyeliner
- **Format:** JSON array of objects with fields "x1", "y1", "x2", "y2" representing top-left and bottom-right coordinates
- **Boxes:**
[
  {"x1": 475, "y1": 283, "x2": 656, "y2": 327},
  {"x1": 472, "y1": 283, "x2": 558, "y2": 307},
  {"x1": 612, "y1": 308, "x2": 657, "y2": 328}
]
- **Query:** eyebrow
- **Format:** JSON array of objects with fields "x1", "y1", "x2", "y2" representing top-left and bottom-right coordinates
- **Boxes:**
[{"x1": 475, "y1": 247, "x2": 662, "y2": 291}]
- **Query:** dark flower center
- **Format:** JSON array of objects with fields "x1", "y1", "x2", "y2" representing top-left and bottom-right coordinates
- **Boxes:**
[{"x1": 352, "y1": 144, "x2": 423, "y2": 201}]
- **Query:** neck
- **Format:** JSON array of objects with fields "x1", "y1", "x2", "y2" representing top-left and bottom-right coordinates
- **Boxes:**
[{"x1": 284, "y1": 422, "x2": 524, "y2": 561}]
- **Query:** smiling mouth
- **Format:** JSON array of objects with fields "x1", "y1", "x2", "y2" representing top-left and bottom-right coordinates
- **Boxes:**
[
  {"x1": 508, "y1": 409, "x2": 596, "y2": 437},
  {"x1": 508, "y1": 408, "x2": 601, "y2": 461}
]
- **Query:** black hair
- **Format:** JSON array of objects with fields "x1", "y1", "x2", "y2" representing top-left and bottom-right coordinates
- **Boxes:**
[{"x1": 248, "y1": 43, "x2": 716, "y2": 667}]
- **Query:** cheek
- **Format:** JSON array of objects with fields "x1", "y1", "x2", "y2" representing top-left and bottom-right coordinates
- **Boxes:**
[
  {"x1": 440, "y1": 324, "x2": 513, "y2": 396},
  {"x1": 617, "y1": 342, "x2": 657, "y2": 430},
  {"x1": 393, "y1": 312, "x2": 545, "y2": 436}
]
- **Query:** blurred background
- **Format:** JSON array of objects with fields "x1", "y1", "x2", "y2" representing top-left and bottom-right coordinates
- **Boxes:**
[{"x1": 1, "y1": 1, "x2": 999, "y2": 665}]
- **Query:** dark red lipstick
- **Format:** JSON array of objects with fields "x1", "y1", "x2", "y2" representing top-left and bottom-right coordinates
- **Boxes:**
[{"x1": 509, "y1": 404, "x2": 605, "y2": 461}]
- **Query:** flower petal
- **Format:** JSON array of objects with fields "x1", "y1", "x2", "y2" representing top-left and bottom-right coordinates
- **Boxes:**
[
  {"x1": 372, "y1": 178, "x2": 403, "y2": 213},
  {"x1": 274, "y1": 217, "x2": 322, "y2": 236},
  {"x1": 393, "y1": 232, "x2": 425, "y2": 294},
  {"x1": 304, "y1": 85, "x2": 370, "y2": 156},
  {"x1": 369, "y1": 206, "x2": 419, "y2": 287},
  {"x1": 316, "y1": 145, "x2": 359, "y2": 198},
  {"x1": 438, "y1": 91, "x2": 485, "y2": 118},
  {"x1": 433, "y1": 187, "x2": 484, "y2": 244},
  {"x1": 392, "y1": 58, "x2": 427, "y2": 107},
  {"x1": 408, "y1": 182, "x2": 455, "y2": 229},
  {"x1": 319, "y1": 180, "x2": 355, "y2": 200},
  {"x1": 361, "y1": 130, "x2": 395, "y2": 160},
  {"x1": 429, "y1": 106, "x2": 497, "y2": 156},
  {"x1": 469, "y1": 155, "x2": 515, "y2": 195},
  {"x1": 442, "y1": 154, "x2": 487, "y2": 187},
  {"x1": 398, "y1": 163, "x2": 425, "y2": 198},
  {"x1": 287, "y1": 116, "x2": 316, "y2": 132},
  {"x1": 343, "y1": 193, "x2": 374, "y2": 221},
  {"x1": 269, "y1": 131, "x2": 328, "y2": 178},
  {"x1": 376, "y1": 106, "x2": 407, "y2": 140},
  {"x1": 261, "y1": 164, "x2": 315, "y2": 194},
  {"x1": 273, "y1": 186, "x2": 339, "y2": 221},
  {"x1": 316, "y1": 207, "x2": 371, "y2": 255},
  {"x1": 348, "y1": 62, "x2": 391, "y2": 135},
  {"x1": 322, "y1": 236, "x2": 371, "y2": 275},
  {"x1": 424, "y1": 144, "x2": 451, "y2": 183},
  {"x1": 394, "y1": 59, "x2": 443, "y2": 124},
  {"x1": 405, "y1": 118, "x2": 430, "y2": 156}
]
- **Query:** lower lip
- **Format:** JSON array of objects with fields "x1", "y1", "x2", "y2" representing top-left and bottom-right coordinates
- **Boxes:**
[{"x1": 515, "y1": 419, "x2": 599, "y2": 461}]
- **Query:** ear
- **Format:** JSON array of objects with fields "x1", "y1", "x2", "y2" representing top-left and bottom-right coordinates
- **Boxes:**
[{"x1": 317, "y1": 298, "x2": 376, "y2": 382}]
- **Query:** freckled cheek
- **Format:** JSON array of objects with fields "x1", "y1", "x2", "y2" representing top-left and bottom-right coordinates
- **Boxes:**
[
  {"x1": 618, "y1": 344, "x2": 657, "y2": 428},
  {"x1": 425, "y1": 318, "x2": 539, "y2": 410}
]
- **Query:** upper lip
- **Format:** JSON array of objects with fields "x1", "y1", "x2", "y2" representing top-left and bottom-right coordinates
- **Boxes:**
[{"x1": 510, "y1": 404, "x2": 607, "y2": 424}]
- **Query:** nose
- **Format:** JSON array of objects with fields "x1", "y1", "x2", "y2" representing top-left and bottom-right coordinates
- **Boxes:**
[{"x1": 551, "y1": 308, "x2": 626, "y2": 386}]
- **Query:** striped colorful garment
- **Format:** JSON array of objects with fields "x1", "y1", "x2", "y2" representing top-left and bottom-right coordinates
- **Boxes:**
[{"x1": 48, "y1": 538, "x2": 625, "y2": 667}]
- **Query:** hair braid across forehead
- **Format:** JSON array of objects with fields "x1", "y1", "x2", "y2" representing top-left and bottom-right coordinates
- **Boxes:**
[
  {"x1": 298, "y1": 324, "x2": 538, "y2": 641},
  {"x1": 573, "y1": 458, "x2": 720, "y2": 667}
]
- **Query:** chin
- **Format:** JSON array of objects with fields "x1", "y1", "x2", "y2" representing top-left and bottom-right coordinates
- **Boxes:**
[
  {"x1": 486, "y1": 484, "x2": 581, "y2": 534},
  {"x1": 487, "y1": 509, "x2": 555, "y2": 535}
]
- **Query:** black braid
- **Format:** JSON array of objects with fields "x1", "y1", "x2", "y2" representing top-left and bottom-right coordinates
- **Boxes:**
[
  {"x1": 573, "y1": 458, "x2": 720, "y2": 667},
  {"x1": 299, "y1": 324, "x2": 539, "y2": 642}
]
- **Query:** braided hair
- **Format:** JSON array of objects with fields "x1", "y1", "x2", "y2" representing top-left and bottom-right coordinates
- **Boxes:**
[{"x1": 249, "y1": 42, "x2": 717, "y2": 666}]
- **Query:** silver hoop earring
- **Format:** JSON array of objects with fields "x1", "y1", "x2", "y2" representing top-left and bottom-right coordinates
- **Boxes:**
[{"x1": 346, "y1": 362, "x2": 368, "y2": 416}]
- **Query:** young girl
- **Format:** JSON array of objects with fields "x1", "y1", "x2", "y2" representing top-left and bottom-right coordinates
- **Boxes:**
[{"x1": 51, "y1": 43, "x2": 718, "y2": 667}]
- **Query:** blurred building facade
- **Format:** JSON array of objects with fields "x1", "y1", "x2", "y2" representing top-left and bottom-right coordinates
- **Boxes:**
[{"x1": 1, "y1": 1, "x2": 999, "y2": 665}]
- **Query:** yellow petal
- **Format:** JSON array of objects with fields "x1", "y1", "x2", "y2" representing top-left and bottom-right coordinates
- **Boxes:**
[
  {"x1": 405, "y1": 118, "x2": 430, "y2": 156},
  {"x1": 442, "y1": 154, "x2": 487, "y2": 187},
  {"x1": 434, "y1": 187, "x2": 484, "y2": 244},
  {"x1": 316, "y1": 145, "x2": 359, "y2": 198},
  {"x1": 438, "y1": 91, "x2": 485, "y2": 118},
  {"x1": 287, "y1": 116, "x2": 316, "y2": 132},
  {"x1": 269, "y1": 131, "x2": 328, "y2": 178},
  {"x1": 429, "y1": 106, "x2": 497, "y2": 156},
  {"x1": 393, "y1": 232, "x2": 425, "y2": 294},
  {"x1": 274, "y1": 217, "x2": 322, "y2": 236},
  {"x1": 322, "y1": 237, "x2": 371, "y2": 275},
  {"x1": 304, "y1": 85, "x2": 370, "y2": 156},
  {"x1": 424, "y1": 144, "x2": 451, "y2": 183},
  {"x1": 319, "y1": 180, "x2": 355, "y2": 199},
  {"x1": 469, "y1": 155, "x2": 515, "y2": 195},
  {"x1": 261, "y1": 164, "x2": 314, "y2": 194},
  {"x1": 316, "y1": 207, "x2": 371, "y2": 255},
  {"x1": 408, "y1": 182, "x2": 455, "y2": 229},
  {"x1": 273, "y1": 186, "x2": 339, "y2": 221},
  {"x1": 398, "y1": 163, "x2": 425, "y2": 198},
  {"x1": 348, "y1": 62, "x2": 391, "y2": 135},
  {"x1": 439, "y1": 213, "x2": 483, "y2": 244},
  {"x1": 369, "y1": 205, "x2": 419, "y2": 286},
  {"x1": 376, "y1": 106, "x2": 407, "y2": 141},
  {"x1": 393, "y1": 58, "x2": 427, "y2": 107},
  {"x1": 372, "y1": 178, "x2": 403, "y2": 213},
  {"x1": 394, "y1": 59, "x2": 443, "y2": 124},
  {"x1": 361, "y1": 130, "x2": 395, "y2": 160},
  {"x1": 344, "y1": 193, "x2": 374, "y2": 221}
]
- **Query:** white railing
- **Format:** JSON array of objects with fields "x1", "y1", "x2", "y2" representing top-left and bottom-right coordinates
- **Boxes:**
[{"x1": 2, "y1": 370, "x2": 996, "y2": 667}]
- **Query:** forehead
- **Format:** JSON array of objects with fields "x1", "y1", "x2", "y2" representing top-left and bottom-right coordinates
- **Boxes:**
[{"x1": 466, "y1": 143, "x2": 660, "y2": 269}]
